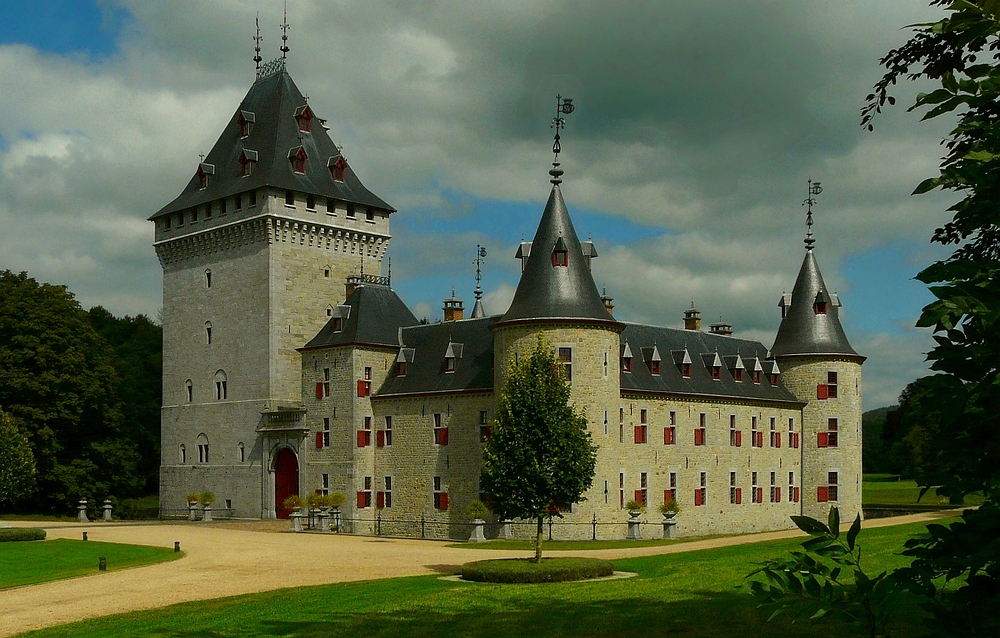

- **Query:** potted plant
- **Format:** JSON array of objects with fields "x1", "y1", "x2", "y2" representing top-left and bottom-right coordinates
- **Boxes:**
[
  {"x1": 283, "y1": 495, "x2": 304, "y2": 532},
  {"x1": 659, "y1": 498, "x2": 680, "y2": 519},
  {"x1": 199, "y1": 491, "x2": 216, "y2": 522},
  {"x1": 186, "y1": 492, "x2": 200, "y2": 521},
  {"x1": 466, "y1": 499, "x2": 489, "y2": 543},
  {"x1": 625, "y1": 499, "x2": 645, "y2": 540},
  {"x1": 306, "y1": 492, "x2": 328, "y2": 530},
  {"x1": 626, "y1": 499, "x2": 646, "y2": 519}
]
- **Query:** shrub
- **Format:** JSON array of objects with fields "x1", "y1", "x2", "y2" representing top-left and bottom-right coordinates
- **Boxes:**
[
  {"x1": 0, "y1": 527, "x2": 46, "y2": 542},
  {"x1": 199, "y1": 491, "x2": 216, "y2": 506},
  {"x1": 282, "y1": 495, "x2": 303, "y2": 511},
  {"x1": 467, "y1": 499, "x2": 489, "y2": 520},
  {"x1": 659, "y1": 498, "x2": 681, "y2": 515},
  {"x1": 306, "y1": 492, "x2": 330, "y2": 509},
  {"x1": 185, "y1": 493, "x2": 200, "y2": 505},
  {"x1": 328, "y1": 492, "x2": 346, "y2": 508},
  {"x1": 461, "y1": 557, "x2": 614, "y2": 584},
  {"x1": 626, "y1": 499, "x2": 645, "y2": 513}
]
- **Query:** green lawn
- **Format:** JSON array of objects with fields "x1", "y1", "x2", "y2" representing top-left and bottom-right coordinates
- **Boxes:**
[
  {"x1": 445, "y1": 535, "x2": 716, "y2": 551},
  {"x1": 863, "y1": 474, "x2": 984, "y2": 506},
  {"x1": 0, "y1": 538, "x2": 181, "y2": 589},
  {"x1": 21, "y1": 519, "x2": 950, "y2": 638}
]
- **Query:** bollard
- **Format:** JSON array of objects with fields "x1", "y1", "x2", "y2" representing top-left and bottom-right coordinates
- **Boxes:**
[
  {"x1": 77, "y1": 499, "x2": 89, "y2": 523},
  {"x1": 98, "y1": 556, "x2": 107, "y2": 571},
  {"x1": 592, "y1": 513, "x2": 598, "y2": 541},
  {"x1": 83, "y1": 532, "x2": 88, "y2": 541},
  {"x1": 174, "y1": 541, "x2": 181, "y2": 552}
]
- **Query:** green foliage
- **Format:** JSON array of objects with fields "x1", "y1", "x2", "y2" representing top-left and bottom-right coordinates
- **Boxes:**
[
  {"x1": 0, "y1": 538, "x2": 179, "y2": 589},
  {"x1": 864, "y1": 3, "x2": 1000, "y2": 633},
  {"x1": 659, "y1": 498, "x2": 681, "y2": 515},
  {"x1": 0, "y1": 408, "x2": 36, "y2": 504},
  {"x1": 461, "y1": 557, "x2": 614, "y2": 583},
  {"x1": 0, "y1": 527, "x2": 46, "y2": 542},
  {"x1": 480, "y1": 337, "x2": 598, "y2": 562},
  {"x1": 749, "y1": 508, "x2": 899, "y2": 638},
  {"x1": 185, "y1": 492, "x2": 200, "y2": 505},
  {"x1": 466, "y1": 499, "x2": 489, "y2": 520},
  {"x1": 328, "y1": 491, "x2": 346, "y2": 508},
  {"x1": 625, "y1": 499, "x2": 645, "y2": 513},
  {"x1": 198, "y1": 491, "x2": 216, "y2": 506},
  {"x1": 282, "y1": 495, "x2": 303, "y2": 511},
  {"x1": 307, "y1": 492, "x2": 333, "y2": 509}
]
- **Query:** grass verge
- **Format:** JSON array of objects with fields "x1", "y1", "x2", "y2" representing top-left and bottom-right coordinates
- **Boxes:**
[
  {"x1": 445, "y1": 535, "x2": 727, "y2": 551},
  {"x1": 863, "y1": 475, "x2": 984, "y2": 507},
  {"x1": 20, "y1": 517, "x2": 955, "y2": 638},
  {"x1": 462, "y1": 557, "x2": 614, "y2": 583},
  {"x1": 0, "y1": 538, "x2": 181, "y2": 589}
]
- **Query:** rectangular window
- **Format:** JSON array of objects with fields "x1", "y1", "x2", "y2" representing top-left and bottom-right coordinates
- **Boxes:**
[
  {"x1": 219, "y1": 199, "x2": 226, "y2": 215},
  {"x1": 619, "y1": 472, "x2": 625, "y2": 509},
  {"x1": 234, "y1": 194, "x2": 241, "y2": 210},
  {"x1": 819, "y1": 471, "x2": 839, "y2": 502},
  {"x1": 366, "y1": 208, "x2": 375, "y2": 222},
  {"x1": 695, "y1": 413, "x2": 706, "y2": 446},
  {"x1": 769, "y1": 417, "x2": 781, "y2": 448},
  {"x1": 828, "y1": 371, "x2": 839, "y2": 398},
  {"x1": 634, "y1": 424, "x2": 647, "y2": 444},
  {"x1": 382, "y1": 415, "x2": 393, "y2": 447},
  {"x1": 249, "y1": 190, "x2": 257, "y2": 207},
  {"x1": 433, "y1": 476, "x2": 449, "y2": 510},
  {"x1": 664, "y1": 425, "x2": 676, "y2": 445},
  {"x1": 191, "y1": 208, "x2": 198, "y2": 222},
  {"x1": 752, "y1": 471, "x2": 763, "y2": 504},
  {"x1": 306, "y1": 194, "x2": 316, "y2": 210},
  {"x1": 357, "y1": 476, "x2": 373, "y2": 508},
  {"x1": 694, "y1": 471, "x2": 707, "y2": 506},
  {"x1": 285, "y1": 190, "x2": 295, "y2": 206},
  {"x1": 321, "y1": 473, "x2": 330, "y2": 495},
  {"x1": 664, "y1": 471, "x2": 677, "y2": 504},
  {"x1": 635, "y1": 472, "x2": 648, "y2": 506},
  {"x1": 163, "y1": 215, "x2": 171, "y2": 230},
  {"x1": 670, "y1": 411, "x2": 676, "y2": 425},
  {"x1": 198, "y1": 444, "x2": 208, "y2": 463},
  {"x1": 729, "y1": 414, "x2": 741, "y2": 447},
  {"x1": 346, "y1": 203, "x2": 356, "y2": 218},
  {"x1": 383, "y1": 476, "x2": 392, "y2": 508},
  {"x1": 323, "y1": 417, "x2": 331, "y2": 447},
  {"x1": 789, "y1": 471, "x2": 799, "y2": 503},
  {"x1": 327, "y1": 198, "x2": 336, "y2": 215},
  {"x1": 730, "y1": 471, "x2": 742, "y2": 504},
  {"x1": 323, "y1": 368, "x2": 330, "y2": 397},
  {"x1": 479, "y1": 410, "x2": 492, "y2": 441},
  {"x1": 357, "y1": 417, "x2": 372, "y2": 447},
  {"x1": 434, "y1": 413, "x2": 448, "y2": 445},
  {"x1": 558, "y1": 347, "x2": 572, "y2": 381}
]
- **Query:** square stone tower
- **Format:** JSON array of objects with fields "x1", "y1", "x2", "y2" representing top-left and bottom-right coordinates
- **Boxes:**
[{"x1": 150, "y1": 59, "x2": 395, "y2": 518}]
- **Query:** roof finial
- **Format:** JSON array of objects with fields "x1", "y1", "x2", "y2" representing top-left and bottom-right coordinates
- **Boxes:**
[
  {"x1": 280, "y1": 1, "x2": 290, "y2": 59},
  {"x1": 474, "y1": 245, "x2": 487, "y2": 301},
  {"x1": 803, "y1": 177, "x2": 822, "y2": 251},
  {"x1": 549, "y1": 94, "x2": 575, "y2": 185},
  {"x1": 253, "y1": 13, "x2": 263, "y2": 69}
]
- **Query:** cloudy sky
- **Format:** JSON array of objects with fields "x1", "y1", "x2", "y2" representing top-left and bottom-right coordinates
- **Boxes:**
[{"x1": 0, "y1": 1, "x2": 959, "y2": 409}]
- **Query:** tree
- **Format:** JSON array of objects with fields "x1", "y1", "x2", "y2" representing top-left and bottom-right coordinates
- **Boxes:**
[
  {"x1": 480, "y1": 337, "x2": 598, "y2": 562},
  {"x1": 863, "y1": 2, "x2": 1000, "y2": 633},
  {"x1": 0, "y1": 408, "x2": 36, "y2": 505}
]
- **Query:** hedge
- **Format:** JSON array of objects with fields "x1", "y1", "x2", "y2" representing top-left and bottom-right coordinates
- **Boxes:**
[
  {"x1": 461, "y1": 557, "x2": 614, "y2": 584},
  {"x1": 0, "y1": 527, "x2": 47, "y2": 542}
]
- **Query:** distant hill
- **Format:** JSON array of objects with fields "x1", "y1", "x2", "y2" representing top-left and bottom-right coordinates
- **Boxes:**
[{"x1": 863, "y1": 405, "x2": 898, "y2": 474}]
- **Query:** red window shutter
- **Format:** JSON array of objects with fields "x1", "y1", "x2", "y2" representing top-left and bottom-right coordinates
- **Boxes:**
[
  {"x1": 817, "y1": 384, "x2": 829, "y2": 399},
  {"x1": 376, "y1": 430, "x2": 386, "y2": 447},
  {"x1": 776, "y1": 432, "x2": 781, "y2": 448},
  {"x1": 634, "y1": 490, "x2": 644, "y2": 504},
  {"x1": 818, "y1": 432, "x2": 829, "y2": 448},
  {"x1": 315, "y1": 431, "x2": 324, "y2": 449},
  {"x1": 776, "y1": 487, "x2": 782, "y2": 503},
  {"x1": 794, "y1": 487, "x2": 800, "y2": 502},
  {"x1": 817, "y1": 486, "x2": 829, "y2": 502},
  {"x1": 757, "y1": 487, "x2": 763, "y2": 504},
  {"x1": 664, "y1": 427, "x2": 675, "y2": 445},
  {"x1": 736, "y1": 430, "x2": 742, "y2": 447},
  {"x1": 357, "y1": 491, "x2": 366, "y2": 508},
  {"x1": 634, "y1": 426, "x2": 643, "y2": 444},
  {"x1": 441, "y1": 493, "x2": 449, "y2": 510},
  {"x1": 694, "y1": 489, "x2": 703, "y2": 506},
  {"x1": 357, "y1": 380, "x2": 366, "y2": 397},
  {"x1": 357, "y1": 430, "x2": 367, "y2": 447},
  {"x1": 440, "y1": 427, "x2": 449, "y2": 445},
  {"x1": 316, "y1": 382, "x2": 324, "y2": 399},
  {"x1": 736, "y1": 487, "x2": 742, "y2": 504},
  {"x1": 694, "y1": 429, "x2": 703, "y2": 446},
  {"x1": 376, "y1": 491, "x2": 385, "y2": 509}
]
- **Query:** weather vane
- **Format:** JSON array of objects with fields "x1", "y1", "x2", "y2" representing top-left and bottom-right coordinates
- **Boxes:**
[
  {"x1": 280, "y1": 1, "x2": 290, "y2": 59},
  {"x1": 474, "y1": 245, "x2": 487, "y2": 302},
  {"x1": 549, "y1": 94, "x2": 575, "y2": 185},
  {"x1": 803, "y1": 178, "x2": 822, "y2": 250},
  {"x1": 253, "y1": 13, "x2": 263, "y2": 69}
]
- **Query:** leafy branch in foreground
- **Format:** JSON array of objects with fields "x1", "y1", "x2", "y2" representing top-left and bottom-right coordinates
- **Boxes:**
[{"x1": 749, "y1": 507, "x2": 899, "y2": 638}]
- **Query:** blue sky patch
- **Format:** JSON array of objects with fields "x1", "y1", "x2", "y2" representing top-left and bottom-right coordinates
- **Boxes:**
[{"x1": 0, "y1": 1, "x2": 126, "y2": 57}]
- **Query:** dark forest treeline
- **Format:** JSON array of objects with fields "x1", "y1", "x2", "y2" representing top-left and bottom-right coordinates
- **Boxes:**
[{"x1": 0, "y1": 270, "x2": 160, "y2": 513}]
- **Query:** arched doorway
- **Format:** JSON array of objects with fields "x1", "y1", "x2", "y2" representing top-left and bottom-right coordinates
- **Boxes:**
[{"x1": 274, "y1": 448, "x2": 299, "y2": 519}]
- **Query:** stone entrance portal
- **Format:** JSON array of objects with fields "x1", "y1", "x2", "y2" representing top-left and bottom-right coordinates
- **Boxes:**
[{"x1": 274, "y1": 448, "x2": 299, "y2": 519}]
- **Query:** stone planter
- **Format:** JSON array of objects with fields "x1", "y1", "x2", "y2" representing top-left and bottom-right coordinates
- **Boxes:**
[
  {"x1": 103, "y1": 499, "x2": 113, "y2": 521},
  {"x1": 77, "y1": 499, "x2": 89, "y2": 523},
  {"x1": 661, "y1": 514, "x2": 677, "y2": 539},
  {"x1": 289, "y1": 510, "x2": 303, "y2": 532},
  {"x1": 500, "y1": 520, "x2": 513, "y2": 540},
  {"x1": 318, "y1": 508, "x2": 331, "y2": 532},
  {"x1": 188, "y1": 503, "x2": 199, "y2": 521},
  {"x1": 468, "y1": 518, "x2": 486, "y2": 542},
  {"x1": 202, "y1": 505, "x2": 213, "y2": 522},
  {"x1": 626, "y1": 512, "x2": 643, "y2": 540}
]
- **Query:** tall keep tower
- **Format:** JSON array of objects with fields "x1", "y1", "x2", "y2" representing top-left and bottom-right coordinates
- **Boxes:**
[
  {"x1": 150, "y1": 58, "x2": 395, "y2": 518},
  {"x1": 771, "y1": 189, "x2": 864, "y2": 522}
]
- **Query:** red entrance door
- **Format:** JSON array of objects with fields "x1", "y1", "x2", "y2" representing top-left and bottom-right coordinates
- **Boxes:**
[{"x1": 274, "y1": 448, "x2": 299, "y2": 519}]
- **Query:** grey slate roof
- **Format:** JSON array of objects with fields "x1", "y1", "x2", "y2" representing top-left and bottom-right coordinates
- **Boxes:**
[
  {"x1": 620, "y1": 323, "x2": 802, "y2": 404},
  {"x1": 771, "y1": 250, "x2": 861, "y2": 358},
  {"x1": 151, "y1": 69, "x2": 393, "y2": 220},
  {"x1": 375, "y1": 316, "x2": 499, "y2": 398},
  {"x1": 301, "y1": 283, "x2": 418, "y2": 350},
  {"x1": 499, "y1": 185, "x2": 620, "y2": 326}
]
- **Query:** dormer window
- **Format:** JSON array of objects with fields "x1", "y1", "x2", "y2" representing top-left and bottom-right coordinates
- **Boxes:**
[
  {"x1": 754, "y1": 371, "x2": 762, "y2": 384},
  {"x1": 331, "y1": 317, "x2": 343, "y2": 332},
  {"x1": 734, "y1": 368, "x2": 743, "y2": 382},
  {"x1": 397, "y1": 361, "x2": 407, "y2": 376},
  {"x1": 444, "y1": 342, "x2": 463, "y2": 374},
  {"x1": 196, "y1": 162, "x2": 215, "y2": 190},
  {"x1": 621, "y1": 341, "x2": 633, "y2": 372},
  {"x1": 329, "y1": 156, "x2": 347, "y2": 182},
  {"x1": 814, "y1": 301, "x2": 827, "y2": 314},
  {"x1": 294, "y1": 105, "x2": 314, "y2": 132},
  {"x1": 645, "y1": 345, "x2": 662, "y2": 376},
  {"x1": 238, "y1": 110, "x2": 255, "y2": 138},
  {"x1": 650, "y1": 360, "x2": 660, "y2": 375},
  {"x1": 289, "y1": 146, "x2": 308, "y2": 174},
  {"x1": 712, "y1": 365, "x2": 721, "y2": 380},
  {"x1": 682, "y1": 363, "x2": 691, "y2": 377},
  {"x1": 445, "y1": 357, "x2": 456, "y2": 372},
  {"x1": 552, "y1": 236, "x2": 569, "y2": 266},
  {"x1": 770, "y1": 373, "x2": 780, "y2": 386},
  {"x1": 239, "y1": 149, "x2": 258, "y2": 177}
]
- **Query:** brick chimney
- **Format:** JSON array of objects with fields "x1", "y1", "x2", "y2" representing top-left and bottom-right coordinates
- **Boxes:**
[
  {"x1": 600, "y1": 288, "x2": 615, "y2": 317},
  {"x1": 443, "y1": 289, "x2": 464, "y2": 322},
  {"x1": 683, "y1": 304, "x2": 701, "y2": 331},
  {"x1": 345, "y1": 274, "x2": 363, "y2": 298}
]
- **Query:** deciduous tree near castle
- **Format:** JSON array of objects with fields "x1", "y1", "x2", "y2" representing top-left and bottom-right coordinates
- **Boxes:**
[{"x1": 481, "y1": 338, "x2": 598, "y2": 562}]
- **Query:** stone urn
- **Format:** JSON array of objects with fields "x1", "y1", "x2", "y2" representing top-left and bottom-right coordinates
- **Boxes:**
[
  {"x1": 103, "y1": 499, "x2": 113, "y2": 521},
  {"x1": 289, "y1": 509, "x2": 303, "y2": 532},
  {"x1": 188, "y1": 502, "x2": 199, "y2": 521},
  {"x1": 77, "y1": 499, "x2": 89, "y2": 523},
  {"x1": 318, "y1": 508, "x2": 331, "y2": 532},
  {"x1": 500, "y1": 520, "x2": 514, "y2": 540},
  {"x1": 626, "y1": 510, "x2": 643, "y2": 540},
  {"x1": 661, "y1": 511, "x2": 678, "y2": 539},
  {"x1": 468, "y1": 518, "x2": 486, "y2": 543},
  {"x1": 202, "y1": 504, "x2": 213, "y2": 523}
]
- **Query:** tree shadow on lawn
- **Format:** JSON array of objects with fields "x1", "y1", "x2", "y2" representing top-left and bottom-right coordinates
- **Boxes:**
[{"x1": 132, "y1": 591, "x2": 903, "y2": 638}]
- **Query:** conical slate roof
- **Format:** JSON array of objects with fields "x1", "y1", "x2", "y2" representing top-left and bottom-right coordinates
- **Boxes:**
[
  {"x1": 499, "y1": 185, "x2": 619, "y2": 326},
  {"x1": 301, "y1": 283, "x2": 418, "y2": 350},
  {"x1": 151, "y1": 66, "x2": 393, "y2": 220},
  {"x1": 771, "y1": 249, "x2": 860, "y2": 358}
]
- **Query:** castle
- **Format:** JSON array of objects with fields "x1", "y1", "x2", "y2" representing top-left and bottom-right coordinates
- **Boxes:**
[{"x1": 151, "y1": 59, "x2": 863, "y2": 539}]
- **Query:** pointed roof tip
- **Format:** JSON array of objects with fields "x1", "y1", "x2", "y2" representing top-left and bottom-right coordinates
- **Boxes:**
[
  {"x1": 771, "y1": 249, "x2": 862, "y2": 359},
  {"x1": 497, "y1": 184, "x2": 620, "y2": 327}
]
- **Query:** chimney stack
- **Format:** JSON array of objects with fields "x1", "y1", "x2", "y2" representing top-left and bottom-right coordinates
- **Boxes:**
[
  {"x1": 709, "y1": 321, "x2": 733, "y2": 337},
  {"x1": 683, "y1": 303, "x2": 702, "y2": 331},
  {"x1": 600, "y1": 288, "x2": 615, "y2": 317},
  {"x1": 443, "y1": 289, "x2": 464, "y2": 322},
  {"x1": 345, "y1": 274, "x2": 363, "y2": 298}
]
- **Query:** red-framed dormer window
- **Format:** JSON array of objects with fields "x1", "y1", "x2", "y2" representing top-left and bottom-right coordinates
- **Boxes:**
[
  {"x1": 295, "y1": 105, "x2": 313, "y2": 132},
  {"x1": 290, "y1": 147, "x2": 308, "y2": 174},
  {"x1": 712, "y1": 365, "x2": 721, "y2": 380},
  {"x1": 329, "y1": 156, "x2": 347, "y2": 182},
  {"x1": 238, "y1": 110, "x2": 255, "y2": 138},
  {"x1": 650, "y1": 360, "x2": 660, "y2": 375},
  {"x1": 814, "y1": 301, "x2": 828, "y2": 315},
  {"x1": 734, "y1": 368, "x2": 743, "y2": 382},
  {"x1": 622, "y1": 356, "x2": 632, "y2": 372},
  {"x1": 681, "y1": 363, "x2": 691, "y2": 378},
  {"x1": 552, "y1": 249, "x2": 568, "y2": 266}
]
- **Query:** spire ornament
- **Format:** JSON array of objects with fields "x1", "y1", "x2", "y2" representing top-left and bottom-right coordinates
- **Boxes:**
[
  {"x1": 280, "y1": 1, "x2": 290, "y2": 59},
  {"x1": 474, "y1": 245, "x2": 487, "y2": 301},
  {"x1": 803, "y1": 178, "x2": 822, "y2": 251},
  {"x1": 253, "y1": 13, "x2": 263, "y2": 69},
  {"x1": 549, "y1": 94, "x2": 575, "y2": 185}
]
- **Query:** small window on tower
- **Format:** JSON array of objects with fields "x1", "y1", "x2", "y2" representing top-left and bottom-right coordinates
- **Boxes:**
[
  {"x1": 294, "y1": 105, "x2": 313, "y2": 132},
  {"x1": 289, "y1": 146, "x2": 308, "y2": 174},
  {"x1": 366, "y1": 208, "x2": 374, "y2": 222},
  {"x1": 551, "y1": 237, "x2": 569, "y2": 267},
  {"x1": 205, "y1": 269, "x2": 212, "y2": 288},
  {"x1": 238, "y1": 110, "x2": 255, "y2": 138},
  {"x1": 285, "y1": 190, "x2": 295, "y2": 206},
  {"x1": 306, "y1": 194, "x2": 316, "y2": 210},
  {"x1": 346, "y1": 203, "x2": 356, "y2": 219},
  {"x1": 329, "y1": 156, "x2": 347, "y2": 182}
]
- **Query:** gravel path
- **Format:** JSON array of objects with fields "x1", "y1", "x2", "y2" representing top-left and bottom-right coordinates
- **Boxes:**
[{"x1": 0, "y1": 510, "x2": 960, "y2": 637}]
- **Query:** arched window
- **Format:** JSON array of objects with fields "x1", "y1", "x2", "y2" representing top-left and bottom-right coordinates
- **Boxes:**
[
  {"x1": 323, "y1": 265, "x2": 331, "y2": 278},
  {"x1": 196, "y1": 433, "x2": 209, "y2": 463},
  {"x1": 214, "y1": 370, "x2": 228, "y2": 400},
  {"x1": 185, "y1": 379, "x2": 193, "y2": 403},
  {"x1": 237, "y1": 442, "x2": 245, "y2": 463},
  {"x1": 179, "y1": 444, "x2": 186, "y2": 464},
  {"x1": 205, "y1": 321, "x2": 213, "y2": 345},
  {"x1": 205, "y1": 269, "x2": 212, "y2": 288}
]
